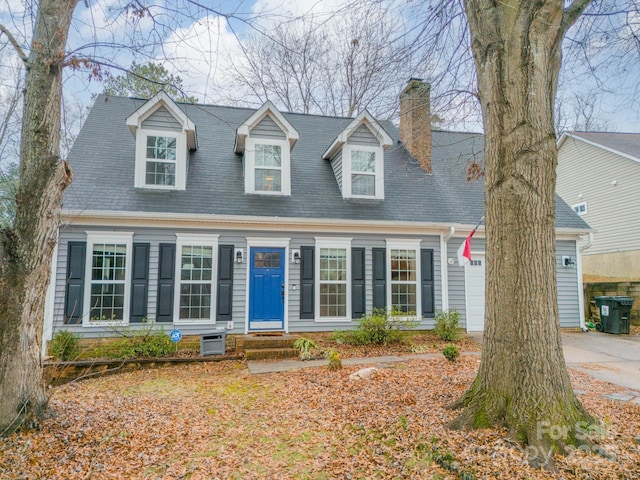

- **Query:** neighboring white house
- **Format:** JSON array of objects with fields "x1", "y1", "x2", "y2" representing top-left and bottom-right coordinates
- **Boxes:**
[{"x1": 557, "y1": 132, "x2": 640, "y2": 282}]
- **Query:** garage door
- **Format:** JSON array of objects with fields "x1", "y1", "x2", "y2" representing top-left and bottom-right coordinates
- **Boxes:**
[{"x1": 465, "y1": 255, "x2": 485, "y2": 332}]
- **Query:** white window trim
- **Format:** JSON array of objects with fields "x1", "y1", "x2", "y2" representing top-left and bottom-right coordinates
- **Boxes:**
[
  {"x1": 572, "y1": 201, "x2": 587, "y2": 216},
  {"x1": 342, "y1": 144, "x2": 384, "y2": 199},
  {"x1": 386, "y1": 239, "x2": 422, "y2": 318},
  {"x1": 244, "y1": 137, "x2": 291, "y2": 196},
  {"x1": 314, "y1": 237, "x2": 352, "y2": 322},
  {"x1": 134, "y1": 128, "x2": 187, "y2": 190},
  {"x1": 83, "y1": 231, "x2": 134, "y2": 327},
  {"x1": 174, "y1": 234, "x2": 219, "y2": 325}
]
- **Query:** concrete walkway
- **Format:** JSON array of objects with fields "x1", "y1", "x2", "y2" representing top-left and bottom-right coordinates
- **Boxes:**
[{"x1": 247, "y1": 331, "x2": 640, "y2": 403}]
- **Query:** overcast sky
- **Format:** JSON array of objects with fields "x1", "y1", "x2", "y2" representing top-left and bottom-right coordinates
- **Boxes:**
[{"x1": 1, "y1": 0, "x2": 639, "y2": 138}]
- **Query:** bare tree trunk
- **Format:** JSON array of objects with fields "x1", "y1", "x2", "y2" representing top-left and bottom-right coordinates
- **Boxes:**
[
  {"x1": 449, "y1": 0, "x2": 594, "y2": 469},
  {"x1": 0, "y1": 0, "x2": 76, "y2": 435}
]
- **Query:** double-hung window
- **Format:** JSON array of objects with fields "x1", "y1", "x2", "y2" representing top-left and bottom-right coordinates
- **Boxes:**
[
  {"x1": 343, "y1": 145, "x2": 384, "y2": 199},
  {"x1": 387, "y1": 240, "x2": 421, "y2": 315},
  {"x1": 134, "y1": 129, "x2": 187, "y2": 190},
  {"x1": 145, "y1": 135, "x2": 177, "y2": 186},
  {"x1": 254, "y1": 143, "x2": 282, "y2": 192},
  {"x1": 315, "y1": 238, "x2": 351, "y2": 321},
  {"x1": 244, "y1": 138, "x2": 291, "y2": 195},
  {"x1": 174, "y1": 234, "x2": 218, "y2": 323},
  {"x1": 84, "y1": 232, "x2": 133, "y2": 326}
]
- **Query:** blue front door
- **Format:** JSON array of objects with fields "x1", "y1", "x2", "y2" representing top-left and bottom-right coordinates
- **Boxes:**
[{"x1": 249, "y1": 247, "x2": 285, "y2": 331}]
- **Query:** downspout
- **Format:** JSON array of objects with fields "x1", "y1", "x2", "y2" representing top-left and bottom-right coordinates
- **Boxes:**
[
  {"x1": 440, "y1": 227, "x2": 455, "y2": 311},
  {"x1": 577, "y1": 232, "x2": 593, "y2": 331},
  {"x1": 42, "y1": 237, "x2": 59, "y2": 359}
]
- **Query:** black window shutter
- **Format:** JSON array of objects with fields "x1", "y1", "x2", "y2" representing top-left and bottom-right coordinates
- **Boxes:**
[
  {"x1": 217, "y1": 245, "x2": 234, "y2": 322},
  {"x1": 64, "y1": 241, "x2": 86, "y2": 324},
  {"x1": 421, "y1": 248, "x2": 435, "y2": 316},
  {"x1": 372, "y1": 247, "x2": 386, "y2": 310},
  {"x1": 156, "y1": 243, "x2": 176, "y2": 322},
  {"x1": 300, "y1": 246, "x2": 314, "y2": 319},
  {"x1": 130, "y1": 243, "x2": 150, "y2": 323},
  {"x1": 351, "y1": 247, "x2": 365, "y2": 319}
]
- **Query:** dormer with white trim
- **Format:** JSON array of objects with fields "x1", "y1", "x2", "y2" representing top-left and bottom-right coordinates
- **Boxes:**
[
  {"x1": 323, "y1": 110, "x2": 392, "y2": 200},
  {"x1": 235, "y1": 101, "x2": 299, "y2": 196},
  {"x1": 126, "y1": 92, "x2": 197, "y2": 191}
]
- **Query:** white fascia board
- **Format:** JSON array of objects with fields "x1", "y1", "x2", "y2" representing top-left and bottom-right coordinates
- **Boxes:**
[
  {"x1": 322, "y1": 110, "x2": 393, "y2": 160},
  {"x1": 558, "y1": 132, "x2": 640, "y2": 165},
  {"x1": 62, "y1": 209, "x2": 592, "y2": 237},
  {"x1": 125, "y1": 92, "x2": 197, "y2": 149},
  {"x1": 235, "y1": 101, "x2": 299, "y2": 154}
]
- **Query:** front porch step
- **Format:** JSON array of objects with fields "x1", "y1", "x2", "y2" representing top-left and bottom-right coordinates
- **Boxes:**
[
  {"x1": 244, "y1": 347, "x2": 299, "y2": 360},
  {"x1": 235, "y1": 334, "x2": 300, "y2": 354}
]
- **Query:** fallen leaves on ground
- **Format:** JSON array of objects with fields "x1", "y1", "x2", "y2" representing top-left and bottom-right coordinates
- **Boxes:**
[{"x1": 1, "y1": 357, "x2": 639, "y2": 480}]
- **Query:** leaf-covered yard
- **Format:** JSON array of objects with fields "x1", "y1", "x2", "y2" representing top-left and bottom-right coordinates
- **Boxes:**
[{"x1": 2, "y1": 354, "x2": 639, "y2": 479}]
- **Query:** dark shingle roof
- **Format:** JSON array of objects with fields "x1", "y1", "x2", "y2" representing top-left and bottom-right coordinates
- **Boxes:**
[
  {"x1": 63, "y1": 95, "x2": 588, "y2": 230},
  {"x1": 566, "y1": 131, "x2": 640, "y2": 161}
]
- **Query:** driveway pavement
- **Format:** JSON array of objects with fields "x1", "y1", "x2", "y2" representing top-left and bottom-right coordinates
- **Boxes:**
[{"x1": 561, "y1": 331, "x2": 640, "y2": 391}]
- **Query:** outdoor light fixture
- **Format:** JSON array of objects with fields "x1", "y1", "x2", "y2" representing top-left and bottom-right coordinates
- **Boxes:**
[
  {"x1": 235, "y1": 248, "x2": 245, "y2": 264},
  {"x1": 291, "y1": 249, "x2": 301, "y2": 264},
  {"x1": 562, "y1": 256, "x2": 575, "y2": 268}
]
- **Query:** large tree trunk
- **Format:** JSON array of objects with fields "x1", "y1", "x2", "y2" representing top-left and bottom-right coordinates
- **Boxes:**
[
  {"x1": 450, "y1": 0, "x2": 594, "y2": 469},
  {"x1": 0, "y1": 0, "x2": 76, "y2": 435}
]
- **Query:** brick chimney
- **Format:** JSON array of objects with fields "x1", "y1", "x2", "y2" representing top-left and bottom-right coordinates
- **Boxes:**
[{"x1": 399, "y1": 78, "x2": 432, "y2": 173}]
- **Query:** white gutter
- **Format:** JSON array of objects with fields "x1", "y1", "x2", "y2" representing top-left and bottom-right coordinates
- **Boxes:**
[
  {"x1": 61, "y1": 209, "x2": 593, "y2": 236},
  {"x1": 440, "y1": 227, "x2": 455, "y2": 311}
]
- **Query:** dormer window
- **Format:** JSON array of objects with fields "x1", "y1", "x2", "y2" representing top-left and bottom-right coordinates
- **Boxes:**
[
  {"x1": 235, "y1": 101, "x2": 299, "y2": 196},
  {"x1": 126, "y1": 92, "x2": 197, "y2": 191},
  {"x1": 142, "y1": 133, "x2": 181, "y2": 187},
  {"x1": 246, "y1": 138, "x2": 289, "y2": 194},
  {"x1": 346, "y1": 146, "x2": 382, "y2": 197},
  {"x1": 323, "y1": 110, "x2": 392, "y2": 200}
]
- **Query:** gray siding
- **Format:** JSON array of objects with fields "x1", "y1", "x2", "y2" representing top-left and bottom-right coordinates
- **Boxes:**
[
  {"x1": 556, "y1": 240, "x2": 581, "y2": 328},
  {"x1": 141, "y1": 106, "x2": 182, "y2": 131},
  {"x1": 445, "y1": 237, "x2": 581, "y2": 329},
  {"x1": 330, "y1": 149, "x2": 343, "y2": 192},
  {"x1": 347, "y1": 124, "x2": 379, "y2": 146},
  {"x1": 250, "y1": 115, "x2": 286, "y2": 139},
  {"x1": 53, "y1": 227, "x2": 443, "y2": 338},
  {"x1": 557, "y1": 138, "x2": 640, "y2": 255}
]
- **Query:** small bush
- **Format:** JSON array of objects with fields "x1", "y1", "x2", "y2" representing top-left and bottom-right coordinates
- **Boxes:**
[
  {"x1": 333, "y1": 308, "x2": 417, "y2": 346},
  {"x1": 442, "y1": 345, "x2": 460, "y2": 362},
  {"x1": 50, "y1": 330, "x2": 81, "y2": 361},
  {"x1": 293, "y1": 337, "x2": 318, "y2": 360},
  {"x1": 101, "y1": 321, "x2": 176, "y2": 359},
  {"x1": 324, "y1": 348, "x2": 342, "y2": 370},
  {"x1": 434, "y1": 309, "x2": 460, "y2": 341}
]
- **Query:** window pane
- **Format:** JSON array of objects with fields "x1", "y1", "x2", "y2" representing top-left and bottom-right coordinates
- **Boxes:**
[
  {"x1": 255, "y1": 144, "x2": 282, "y2": 167},
  {"x1": 92, "y1": 244, "x2": 126, "y2": 281},
  {"x1": 320, "y1": 284, "x2": 347, "y2": 317},
  {"x1": 146, "y1": 161, "x2": 176, "y2": 186},
  {"x1": 352, "y1": 150, "x2": 376, "y2": 172},
  {"x1": 319, "y1": 248, "x2": 347, "y2": 281},
  {"x1": 390, "y1": 249, "x2": 416, "y2": 281},
  {"x1": 179, "y1": 283, "x2": 211, "y2": 319},
  {"x1": 146, "y1": 136, "x2": 177, "y2": 160},
  {"x1": 391, "y1": 284, "x2": 416, "y2": 313},
  {"x1": 90, "y1": 283, "x2": 125, "y2": 321},
  {"x1": 352, "y1": 174, "x2": 375, "y2": 196},
  {"x1": 255, "y1": 169, "x2": 281, "y2": 192},
  {"x1": 181, "y1": 246, "x2": 213, "y2": 281}
]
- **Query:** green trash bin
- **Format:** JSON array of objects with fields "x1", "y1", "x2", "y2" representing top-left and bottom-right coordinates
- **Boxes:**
[{"x1": 593, "y1": 296, "x2": 633, "y2": 334}]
